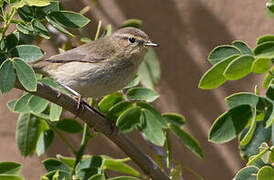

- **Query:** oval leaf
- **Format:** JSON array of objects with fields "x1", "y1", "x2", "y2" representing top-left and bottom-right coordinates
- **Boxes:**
[
  {"x1": 223, "y1": 55, "x2": 254, "y2": 80},
  {"x1": 0, "y1": 175, "x2": 23, "y2": 180},
  {"x1": 139, "y1": 109, "x2": 165, "y2": 146},
  {"x1": 257, "y1": 34, "x2": 274, "y2": 45},
  {"x1": 162, "y1": 113, "x2": 185, "y2": 126},
  {"x1": 106, "y1": 101, "x2": 134, "y2": 121},
  {"x1": 209, "y1": 105, "x2": 253, "y2": 143},
  {"x1": 235, "y1": 166, "x2": 258, "y2": 180},
  {"x1": 47, "y1": 11, "x2": 90, "y2": 29},
  {"x1": 116, "y1": 106, "x2": 141, "y2": 133},
  {"x1": 25, "y1": 0, "x2": 50, "y2": 7},
  {"x1": 254, "y1": 41, "x2": 274, "y2": 58},
  {"x1": 0, "y1": 162, "x2": 22, "y2": 175},
  {"x1": 10, "y1": 45, "x2": 44, "y2": 63},
  {"x1": 14, "y1": 93, "x2": 32, "y2": 113},
  {"x1": 257, "y1": 166, "x2": 274, "y2": 180},
  {"x1": 46, "y1": 16, "x2": 74, "y2": 37},
  {"x1": 16, "y1": 114, "x2": 44, "y2": 156},
  {"x1": 225, "y1": 92, "x2": 260, "y2": 109},
  {"x1": 232, "y1": 40, "x2": 253, "y2": 55},
  {"x1": 28, "y1": 95, "x2": 49, "y2": 113},
  {"x1": 13, "y1": 58, "x2": 37, "y2": 91},
  {"x1": 42, "y1": 158, "x2": 70, "y2": 173},
  {"x1": 127, "y1": 87, "x2": 159, "y2": 102},
  {"x1": 208, "y1": 45, "x2": 241, "y2": 64},
  {"x1": 49, "y1": 103, "x2": 62, "y2": 121},
  {"x1": 0, "y1": 59, "x2": 15, "y2": 94},
  {"x1": 98, "y1": 92, "x2": 123, "y2": 113},
  {"x1": 251, "y1": 58, "x2": 271, "y2": 74},
  {"x1": 199, "y1": 55, "x2": 238, "y2": 89},
  {"x1": 56, "y1": 118, "x2": 83, "y2": 133},
  {"x1": 170, "y1": 125, "x2": 204, "y2": 159},
  {"x1": 36, "y1": 129, "x2": 54, "y2": 156}
]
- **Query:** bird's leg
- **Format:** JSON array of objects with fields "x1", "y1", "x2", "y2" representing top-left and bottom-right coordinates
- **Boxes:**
[{"x1": 59, "y1": 84, "x2": 85, "y2": 117}]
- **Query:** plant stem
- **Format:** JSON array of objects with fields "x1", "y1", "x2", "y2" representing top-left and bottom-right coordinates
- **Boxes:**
[
  {"x1": 0, "y1": 7, "x2": 16, "y2": 44},
  {"x1": 71, "y1": 123, "x2": 91, "y2": 176},
  {"x1": 94, "y1": 20, "x2": 102, "y2": 40},
  {"x1": 246, "y1": 147, "x2": 270, "y2": 166},
  {"x1": 46, "y1": 119, "x2": 77, "y2": 155}
]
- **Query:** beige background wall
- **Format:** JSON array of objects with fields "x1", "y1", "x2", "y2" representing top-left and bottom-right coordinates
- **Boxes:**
[{"x1": 1, "y1": 0, "x2": 273, "y2": 179}]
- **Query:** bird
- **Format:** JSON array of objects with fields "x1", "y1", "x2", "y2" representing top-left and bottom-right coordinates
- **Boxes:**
[{"x1": 32, "y1": 27, "x2": 158, "y2": 104}]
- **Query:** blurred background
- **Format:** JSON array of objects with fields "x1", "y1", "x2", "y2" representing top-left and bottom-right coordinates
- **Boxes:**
[{"x1": 1, "y1": 0, "x2": 273, "y2": 179}]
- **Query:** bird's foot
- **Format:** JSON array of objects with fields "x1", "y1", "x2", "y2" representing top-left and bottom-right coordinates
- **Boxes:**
[{"x1": 73, "y1": 95, "x2": 86, "y2": 119}]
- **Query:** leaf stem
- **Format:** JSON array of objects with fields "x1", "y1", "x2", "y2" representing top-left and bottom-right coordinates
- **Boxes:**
[
  {"x1": 246, "y1": 147, "x2": 270, "y2": 166},
  {"x1": 94, "y1": 20, "x2": 102, "y2": 40},
  {"x1": 46, "y1": 119, "x2": 77, "y2": 155}
]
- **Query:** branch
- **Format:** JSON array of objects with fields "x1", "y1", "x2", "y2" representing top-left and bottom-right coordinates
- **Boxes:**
[{"x1": 15, "y1": 81, "x2": 170, "y2": 180}]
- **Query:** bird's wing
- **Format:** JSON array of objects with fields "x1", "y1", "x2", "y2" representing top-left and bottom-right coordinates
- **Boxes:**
[{"x1": 46, "y1": 38, "x2": 116, "y2": 63}]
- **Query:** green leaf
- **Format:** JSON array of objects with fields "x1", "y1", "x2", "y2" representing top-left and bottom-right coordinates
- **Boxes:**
[
  {"x1": 36, "y1": 129, "x2": 54, "y2": 156},
  {"x1": 124, "y1": 76, "x2": 140, "y2": 89},
  {"x1": 165, "y1": 131, "x2": 172, "y2": 169},
  {"x1": 257, "y1": 166, "x2": 274, "y2": 180},
  {"x1": 257, "y1": 34, "x2": 274, "y2": 45},
  {"x1": 10, "y1": 45, "x2": 44, "y2": 63},
  {"x1": 17, "y1": 5, "x2": 33, "y2": 22},
  {"x1": 263, "y1": 68, "x2": 274, "y2": 89},
  {"x1": 16, "y1": 23, "x2": 33, "y2": 35},
  {"x1": 49, "y1": 103, "x2": 62, "y2": 121},
  {"x1": 138, "y1": 48, "x2": 161, "y2": 89},
  {"x1": 10, "y1": 0, "x2": 25, "y2": 9},
  {"x1": 254, "y1": 41, "x2": 274, "y2": 58},
  {"x1": 0, "y1": 175, "x2": 23, "y2": 180},
  {"x1": 199, "y1": 55, "x2": 238, "y2": 89},
  {"x1": 0, "y1": 59, "x2": 15, "y2": 94},
  {"x1": 1, "y1": 33, "x2": 19, "y2": 51},
  {"x1": 170, "y1": 124, "x2": 204, "y2": 159},
  {"x1": 240, "y1": 122, "x2": 271, "y2": 160},
  {"x1": 42, "y1": 158, "x2": 70, "y2": 173},
  {"x1": 13, "y1": 58, "x2": 37, "y2": 91},
  {"x1": 36, "y1": 1, "x2": 60, "y2": 17},
  {"x1": 223, "y1": 55, "x2": 254, "y2": 80},
  {"x1": 14, "y1": 93, "x2": 32, "y2": 113},
  {"x1": 28, "y1": 95, "x2": 49, "y2": 113},
  {"x1": 56, "y1": 155, "x2": 75, "y2": 168},
  {"x1": 42, "y1": 170, "x2": 70, "y2": 180},
  {"x1": 108, "y1": 177, "x2": 140, "y2": 180},
  {"x1": 266, "y1": 84, "x2": 274, "y2": 101},
  {"x1": 25, "y1": 0, "x2": 50, "y2": 7},
  {"x1": 208, "y1": 45, "x2": 241, "y2": 65},
  {"x1": 103, "y1": 157, "x2": 140, "y2": 177},
  {"x1": 162, "y1": 113, "x2": 185, "y2": 126},
  {"x1": 0, "y1": 162, "x2": 22, "y2": 175},
  {"x1": 127, "y1": 87, "x2": 159, "y2": 102},
  {"x1": 47, "y1": 11, "x2": 90, "y2": 29},
  {"x1": 98, "y1": 92, "x2": 123, "y2": 113},
  {"x1": 209, "y1": 105, "x2": 253, "y2": 143},
  {"x1": 234, "y1": 166, "x2": 258, "y2": 180},
  {"x1": 75, "y1": 156, "x2": 103, "y2": 180},
  {"x1": 136, "y1": 102, "x2": 167, "y2": 128},
  {"x1": 16, "y1": 114, "x2": 45, "y2": 156},
  {"x1": 251, "y1": 58, "x2": 271, "y2": 74},
  {"x1": 56, "y1": 118, "x2": 83, "y2": 133},
  {"x1": 88, "y1": 174, "x2": 106, "y2": 180},
  {"x1": 225, "y1": 92, "x2": 260, "y2": 108},
  {"x1": 103, "y1": 24, "x2": 112, "y2": 37},
  {"x1": 239, "y1": 109, "x2": 256, "y2": 146},
  {"x1": 106, "y1": 101, "x2": 134, "y2": 121},
  {"x1": 32, "y1": 19, "x2": 50, "y2": 39},
  {"x1": 232, "y1": 40, "x2": 253, "y2": 55},
  {"x1": 139, "y1": 109, "x2": 165, "y2": 146},
  {"x1": 46, "y1": 16, "x2": 74, "y2": 37},
  {"x1": 121, "y1": 19, "x2": 142, "y2": 29},
  {"x1": 116, "y1": 106, "x2": 141, "y2": 133}
]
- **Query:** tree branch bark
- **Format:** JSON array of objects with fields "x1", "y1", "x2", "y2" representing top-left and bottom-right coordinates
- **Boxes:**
[{"x1": 15, "y1": 81, "x2": 170, "y2": 180}]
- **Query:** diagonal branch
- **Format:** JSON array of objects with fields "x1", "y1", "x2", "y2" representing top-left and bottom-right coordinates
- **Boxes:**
[{"x1": 15, "y1": 80, "x2": 170, "y2": 180}]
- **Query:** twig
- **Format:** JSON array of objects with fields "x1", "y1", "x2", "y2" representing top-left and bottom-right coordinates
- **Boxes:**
[{"x1": 15, "y1": 80, "x2": 170, "y2": 180}]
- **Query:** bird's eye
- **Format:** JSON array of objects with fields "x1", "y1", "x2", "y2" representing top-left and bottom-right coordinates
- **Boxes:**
[{"x1": 128, "y1": 37, "x2": 136, "y2": 43}]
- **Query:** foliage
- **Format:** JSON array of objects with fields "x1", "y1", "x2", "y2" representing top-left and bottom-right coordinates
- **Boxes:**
[
  {"x1": 0, "y1": 0, "x2": 203, "y2": 179},
  {"x1": 199, "y1": 1, "x2": 274, "y2": 179}
]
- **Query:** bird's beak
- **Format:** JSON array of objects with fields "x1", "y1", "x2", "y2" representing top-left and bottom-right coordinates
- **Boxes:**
[{"x1": 144, "y1": 41, "x2": 158, "y2": 47}]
